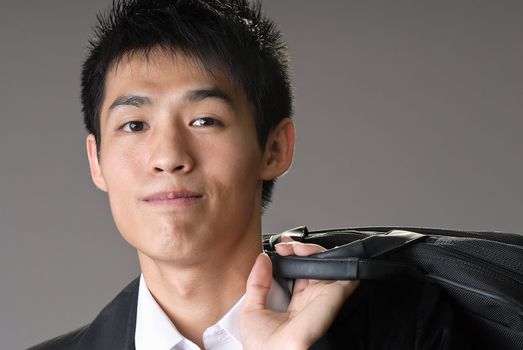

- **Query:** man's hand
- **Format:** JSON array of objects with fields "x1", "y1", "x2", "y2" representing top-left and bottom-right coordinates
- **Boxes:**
[{"x1": 240, "y1": 239, "x2": 359, "y2": 350}]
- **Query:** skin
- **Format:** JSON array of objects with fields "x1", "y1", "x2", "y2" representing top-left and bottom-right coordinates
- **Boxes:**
[
  {"x1": 242, "y1": 240, "x2": 358, "y2": 350},
  {"x1": 86, "y1": 48, "x2": 357, "y2": 349}
]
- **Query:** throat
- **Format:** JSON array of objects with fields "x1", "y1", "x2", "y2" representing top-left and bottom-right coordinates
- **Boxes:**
[{"x1": 137, "y1": 274, "x2": 245, "y2": 349}]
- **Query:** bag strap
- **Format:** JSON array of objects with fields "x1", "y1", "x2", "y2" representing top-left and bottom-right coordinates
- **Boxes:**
[
  {"x1": 269, "y1": 253, "x2": 420, "y2": 280},
  {"x1": 267, "y1": 230, "x2": 426, "y2": 280}
]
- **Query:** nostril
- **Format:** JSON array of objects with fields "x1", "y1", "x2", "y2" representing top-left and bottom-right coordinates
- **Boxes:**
[
  {"x1": 152, "y1": 164, "x2": 188, "y2": 173},
  {"x1": 149, "y1": 150, "x2": 193, "y2": 173}
]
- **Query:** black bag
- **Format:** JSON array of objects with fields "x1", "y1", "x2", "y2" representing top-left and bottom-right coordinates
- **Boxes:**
[{"x1": 263, "y1": 226, "x2": 523, "y2": 350}]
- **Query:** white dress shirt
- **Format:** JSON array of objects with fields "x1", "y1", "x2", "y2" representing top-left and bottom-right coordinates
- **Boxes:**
[{"x1": 135, "y1": 274, "x2": 290, "y2": 350}]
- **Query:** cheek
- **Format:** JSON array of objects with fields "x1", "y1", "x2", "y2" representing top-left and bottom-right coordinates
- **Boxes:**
[
  {"x1": 206, "y1": 139, "x2": 262, "y2": 198},
  {"x1": 101, "y1": 141, "x2": 144, "y2": 189},
  {"x1": 100, "y1": 142, "x2": 144, "y2": 224}
]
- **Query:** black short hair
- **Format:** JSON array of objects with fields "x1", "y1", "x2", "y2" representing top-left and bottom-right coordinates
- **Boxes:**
[{"x1": 81, "y1": 0, "x2": 293, "y2": 209}]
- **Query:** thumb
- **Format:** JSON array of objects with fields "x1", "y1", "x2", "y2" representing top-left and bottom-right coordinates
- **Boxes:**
[{"x1": 243, "y1": 253, "x2": 273, "y2": 312}]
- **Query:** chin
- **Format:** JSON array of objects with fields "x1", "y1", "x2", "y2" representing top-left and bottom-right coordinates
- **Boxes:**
[{"x1": 131, "y1": 228, "x2": 204, "y2": 261}]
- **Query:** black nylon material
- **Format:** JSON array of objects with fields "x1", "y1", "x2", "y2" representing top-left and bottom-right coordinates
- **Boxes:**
[{"x1": 264, "y1": 226, "x2": 523, "y2": 350}]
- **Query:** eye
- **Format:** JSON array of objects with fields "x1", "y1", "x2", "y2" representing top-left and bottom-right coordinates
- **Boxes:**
[
  {"x1": 121, "y1": 121, "x2": 147, "y2": 132},
  {"x1": 190, "y1": 117, "x2": 222, "y2": 127}
]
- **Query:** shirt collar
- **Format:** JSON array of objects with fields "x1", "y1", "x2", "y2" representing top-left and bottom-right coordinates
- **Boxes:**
[
  {"x1": 135, "y1": 274, "x2": 184, "y2": 350},
  {"x1": 135, "y1": 273, "x2": 290, "y2": 349}
]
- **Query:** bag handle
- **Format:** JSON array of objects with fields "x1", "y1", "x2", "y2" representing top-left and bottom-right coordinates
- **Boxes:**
[{"x1": 267, "y1": 230, "x2": 426, "y2": 280}]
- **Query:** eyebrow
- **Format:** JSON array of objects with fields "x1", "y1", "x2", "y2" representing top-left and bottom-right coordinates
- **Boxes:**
[
  {"x1": 108, "y1": 95, "x2": 152, "y2": 110},
  {"x1": 183, "y1": 87, "x2": 234, "y2": 105},
  {"x1": 107, "y1": 87, "x2": 234, "y2": 113}
]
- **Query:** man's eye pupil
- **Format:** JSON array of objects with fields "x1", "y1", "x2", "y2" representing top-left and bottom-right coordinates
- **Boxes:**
[
  {"x1": 130, "y1": 122, "x2": 142, "y2": 131},
  {"x1": 195, "y1": 118, "x2": 214, "y2": 126}
]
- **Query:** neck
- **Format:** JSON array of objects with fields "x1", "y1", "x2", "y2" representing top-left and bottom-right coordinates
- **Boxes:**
[{"x1": 137, "y1": 226, "x2": 262, "y2": 347}]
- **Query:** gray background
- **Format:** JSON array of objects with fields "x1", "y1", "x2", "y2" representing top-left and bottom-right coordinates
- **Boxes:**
[{"x1": 1, "y1": 0, "x2": 522, "y2": 348}]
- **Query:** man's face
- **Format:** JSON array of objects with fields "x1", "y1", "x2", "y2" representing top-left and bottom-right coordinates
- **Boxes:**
[{"x1": 86, "y1": 50, "x2": 287, "y2": 265}]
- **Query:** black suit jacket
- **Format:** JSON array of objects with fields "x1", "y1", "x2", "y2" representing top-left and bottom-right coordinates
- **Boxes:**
[
  {"x1": 29, "y1": 278, "x2": 140, "y2": 350},
  {"x1": 29, "y1": 277, "x2": 341, "y2": 350}
]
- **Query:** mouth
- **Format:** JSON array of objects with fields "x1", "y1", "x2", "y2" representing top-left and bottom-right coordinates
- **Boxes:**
[{"x1": 142, "y1": 190, "x2": 204, "y2": 207}]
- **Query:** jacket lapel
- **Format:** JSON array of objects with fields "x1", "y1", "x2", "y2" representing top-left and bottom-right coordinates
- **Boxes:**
[{"x1": 75, "y1": 277, "x2": 140, "y2": 350}]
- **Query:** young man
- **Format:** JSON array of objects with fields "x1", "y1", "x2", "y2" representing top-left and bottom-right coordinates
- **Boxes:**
[{"x1": 31, "y1": 1, "x2": 358, "y2": 349}]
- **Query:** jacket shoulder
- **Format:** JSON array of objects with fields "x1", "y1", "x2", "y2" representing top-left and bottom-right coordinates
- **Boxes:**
[
  {"x1": 27, "y1": 325, "x2": 89, "y2": 350},
  {"x1": 27, "y1": 277, "x2": 140, "y2": 350}
]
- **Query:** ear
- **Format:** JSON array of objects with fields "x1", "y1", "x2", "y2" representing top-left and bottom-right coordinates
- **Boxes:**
[
  {"x1": 86, "y1": 134, "x2": 108, "y2": 192},
  {"x1": 260, "y1": 118, "x2": 295, "y2": 180}
]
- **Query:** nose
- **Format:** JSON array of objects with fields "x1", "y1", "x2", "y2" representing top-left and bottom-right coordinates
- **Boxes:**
[{"x1": 147, "y1": 125, "x2": 194, "y2": 175}]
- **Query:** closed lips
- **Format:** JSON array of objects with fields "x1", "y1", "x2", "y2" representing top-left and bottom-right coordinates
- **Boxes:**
[{"x1": 144, "y1": 191, "x2": 203, "y2": 201}]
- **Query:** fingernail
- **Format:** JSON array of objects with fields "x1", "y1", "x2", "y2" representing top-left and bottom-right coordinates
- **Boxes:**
[
  {"x1": 281, "y1": 234, "x2": 296, "y2": 242},
  {"x1": 275, "y1": 242, "x2": 295, "y2": 247}
]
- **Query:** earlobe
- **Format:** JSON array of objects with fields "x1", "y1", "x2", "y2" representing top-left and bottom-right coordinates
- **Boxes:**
[
  {"x1": 86, "y1": 134, "x2": 108, "y2": 192},
  {"x1": 260, "y1": 118, "x2": 295, "y2": 180}
]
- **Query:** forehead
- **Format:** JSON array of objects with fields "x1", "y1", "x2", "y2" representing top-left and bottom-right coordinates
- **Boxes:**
[{"x1": 106, "y1": 49, "x2": 227, "y2": 92}]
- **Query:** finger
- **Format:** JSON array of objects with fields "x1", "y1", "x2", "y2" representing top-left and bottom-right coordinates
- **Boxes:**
[
  {"x1": 326, "y1": 280, "x2": 360, "y2": 302},
  {"x1": 274, "y1": 242, "x2": 296, "y2": 256},
  {"x1": 292, "y1": 278, "x2": 344, "y2": 295},
  {"x1": 280, "y1": 234, "x2": 295, "y2": 243},
  {"x1": 275, "y1": 242, "x2": 326, "y2": 257},
  {"x1": 243, "y1": 253, "x2": 273, "y2": 312},
  {"x1": 292, "y1": 278, "x2": 311, "y2": 294},
  {"x1": 292, "y1": 243, "x2": 326, "y2": 256}
]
